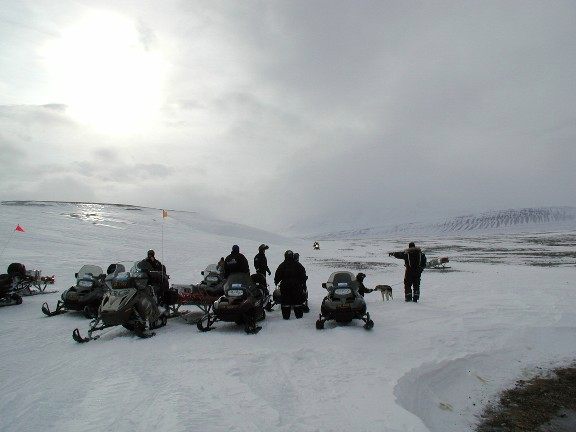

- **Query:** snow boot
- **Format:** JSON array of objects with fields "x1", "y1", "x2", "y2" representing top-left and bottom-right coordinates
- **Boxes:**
[
  {"x1": 281, "y1": 306, "x2": 291, "y2": 320},
  {"x1": 294, "y1": 306, "x2": 303, "y2": 319},
  {"x1": 405, "y1": 295, "x2": 412, "y2": 302}
]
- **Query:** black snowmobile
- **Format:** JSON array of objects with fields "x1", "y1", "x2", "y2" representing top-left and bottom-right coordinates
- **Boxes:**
[
  {"x1": 196, "y1": 273, "x2": 270, "y2": 334},
  {"x1": 316, "y1": 271, "x2": 374, "y2": 330},
  {"x1": 0, "y1": 272, "x2": 23, "y2": 308},
  {"x1": 72, "y1": 261, "x2": 168, "y2": 343},
  {"x1": 42, "y1": 264, "x2": 107, "y2": 317}
]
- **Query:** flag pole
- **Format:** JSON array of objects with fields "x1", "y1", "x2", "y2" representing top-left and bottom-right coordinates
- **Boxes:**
[{"x1": 0, "y1": 229, "x2": 17, "y2": 262}]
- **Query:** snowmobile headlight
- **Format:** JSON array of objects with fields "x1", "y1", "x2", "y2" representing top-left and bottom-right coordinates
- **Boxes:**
[
  {"x1": 206, "y1": 275, "x2": 219, "y2": 282},
  {"x1": 334, "y1": 288, "x2": 352, "y2": 296},
  {"x1": 227, "y1": 289, "x2": 245, "y2": 297},
  {"x1": 78, "y1": 280, "x2": 93, "y2": 288}
]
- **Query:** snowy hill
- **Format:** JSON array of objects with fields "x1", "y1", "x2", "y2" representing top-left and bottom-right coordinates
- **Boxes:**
[
  {"x1": 1, "y1": 201, "x2": 576, "y2": 432},
  {"x1": 316, "y1": 207, "x2": 576, "y2": 239}
]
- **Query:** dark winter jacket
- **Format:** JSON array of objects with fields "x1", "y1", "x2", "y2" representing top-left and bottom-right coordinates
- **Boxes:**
[
  {"x1": 357, "y1": 281, "x2": 373, "y2": 297},
  {"x1": 254, "y1": 252, "x2": 271, "y2": 276},
  {"x1": 223, "y1": 252, "x2": 250, "y2": 278},
  {"x1": 274, "y1": 259, "x2": 307, "y2": 305},
  {"x1": 392, "y1": 247, "x2": 427, "y2": 273}
]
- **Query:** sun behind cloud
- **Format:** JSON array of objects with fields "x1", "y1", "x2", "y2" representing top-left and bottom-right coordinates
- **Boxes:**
[{"x1": 41, "y1": 9, "x2": 168, "y2": 134}]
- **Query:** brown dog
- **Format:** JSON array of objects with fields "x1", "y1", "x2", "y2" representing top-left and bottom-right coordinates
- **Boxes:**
[{"x1": 374, "y1": 285, "x2": 393, "y2": 301}]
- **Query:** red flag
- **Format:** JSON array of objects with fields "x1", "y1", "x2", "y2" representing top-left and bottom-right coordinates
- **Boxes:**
[{"x1": 15, "y1": 224, "x2": 25, "y2": 232}]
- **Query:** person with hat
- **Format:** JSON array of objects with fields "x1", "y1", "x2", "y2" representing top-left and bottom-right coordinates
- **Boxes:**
[
  {"x1": 141, "y1": 249, "x2": 169, "y2": 303},
  {"x1": 254, "y1": 244, "x2": 271, "y2": 278},
  {"x1": 223, "y1": 245, "x2": 250, "y2": 279},
  {"x1": 389, "y1": 242, "x2": 427, "y2": 302},
  {"x1": 274, "y1": 250, "x2": 307, "y2": 319}
]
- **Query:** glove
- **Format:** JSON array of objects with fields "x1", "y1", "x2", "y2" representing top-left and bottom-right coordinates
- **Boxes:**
[
  {"x1": 267, "y1": 270, "x2": 271, "y2": 276},
  {"x1": 388, "y1": 252, "x2": 394, "y2": 257}
]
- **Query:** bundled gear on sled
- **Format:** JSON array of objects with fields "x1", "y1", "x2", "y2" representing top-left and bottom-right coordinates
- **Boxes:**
[
  {"x1": 72, "y1": 261, "x2": 168, "y2": 343},
  {"x1": 196, "y1": 272, "x2": 270, "y2": 334},
  {"x1": 42, "y1": 265, "x2": 107, "y2": 317},
  {"x1": 316, "y1": 271, "x2": 374, "y2": 330},
  {"x1": 6, "y1": 263, "x2": 56, "y2": 296}
]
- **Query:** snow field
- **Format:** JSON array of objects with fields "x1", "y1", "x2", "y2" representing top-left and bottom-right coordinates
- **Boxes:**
[{"x1": 1, "y1": 203, "x2": 575, "y2": 432}]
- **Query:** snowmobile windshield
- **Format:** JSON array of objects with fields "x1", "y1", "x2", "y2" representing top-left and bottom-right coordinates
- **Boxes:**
[
  {"x1": 327, "y1": 272, "x2": 354, "y2": 286},
  {"x1": 77, "y1": 265, "x2": 104, "y2": 279},
  {"x1": 204, "y1": 264, "x2": 219, "y2": 274}
]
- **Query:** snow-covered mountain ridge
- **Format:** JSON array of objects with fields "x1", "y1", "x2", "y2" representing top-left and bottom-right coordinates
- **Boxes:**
[{"x1": 316, "y1": 207, "x2": 576, "y2": 239}]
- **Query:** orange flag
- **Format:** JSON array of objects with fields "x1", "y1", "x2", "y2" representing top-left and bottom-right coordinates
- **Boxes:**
[
  {"x1": 15, "y1": 224, "x2": 25, "y2": 232},
  {"x1": 162, "y1": 210, "x2": 168, "y2": 219}
]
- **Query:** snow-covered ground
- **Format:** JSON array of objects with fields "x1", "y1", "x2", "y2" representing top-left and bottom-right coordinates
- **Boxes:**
[{"x1": 1, "y1": 202, "x2": 575, "y2": 432}]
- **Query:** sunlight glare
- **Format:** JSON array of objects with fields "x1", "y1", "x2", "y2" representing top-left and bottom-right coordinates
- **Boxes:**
[{"x1": 42, "y1": 10, "x2": 167, "y2": 133}]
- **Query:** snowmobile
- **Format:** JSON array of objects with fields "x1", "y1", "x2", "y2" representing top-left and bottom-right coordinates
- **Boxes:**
[
  {"x1": 7, "y1": 263, "x2": 57, "y2": 296},
  {"x1": 313, "y1": 241, "x2": 320, "y2": 250},
  {"x1": 316, "y1": 271, "x2": 374, "y2": 330},
  {"x1": 42, "y1": 265, "x2": 107, "y2": 318},
  {"x1": 0, "y1": 273, "x2": 23, "y2": 308},
  {"x1": 72, "y1": 261, "x2": 168, "y2": 343},
  {"x1": 196, "y1": 272, "x2": 270, "y2": 334}
]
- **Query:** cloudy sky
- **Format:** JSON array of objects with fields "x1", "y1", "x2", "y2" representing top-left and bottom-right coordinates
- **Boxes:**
[{"x1": 1, "y1": 1, "x2": 575, "y2": 233}]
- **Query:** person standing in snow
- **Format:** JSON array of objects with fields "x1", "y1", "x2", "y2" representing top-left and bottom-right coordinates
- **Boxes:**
[
  {"x1": 294, "y1": 253, "x2": 310, "y2": 312},
  {"x1": 254, "y1": 244, "x2": 272, "y2": 278},
  {"x1": 274, "y1": 250, "x2": 307, "y2": 319},
  {"x1": 223, "y1": 245, "x2": 250, "y2": 278},
  {"x1": 389, "y1": 242, "x2": 426, "y2": 302}
]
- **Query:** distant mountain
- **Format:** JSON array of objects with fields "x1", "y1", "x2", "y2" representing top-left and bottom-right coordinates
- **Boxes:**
[{"x1": 316, "y1": 207, "x2": 576, "y2": 239}]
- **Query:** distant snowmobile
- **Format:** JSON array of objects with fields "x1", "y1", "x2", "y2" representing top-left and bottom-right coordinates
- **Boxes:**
[
  {"x1": 316, "y1": 271, "x2": 374, "y2": 330},
  {"x1": 42, "y1": 264, "x2": 107, "y2": 318},
  {"x1": 72, "y1": 261, "x2": 168, "y2": 343},
  {"x1": 196, "y1": 273, "x2": 270, "y2": 334},
  {"x1": 313, "y1": 241, "x2": 320, "y2": 250}
]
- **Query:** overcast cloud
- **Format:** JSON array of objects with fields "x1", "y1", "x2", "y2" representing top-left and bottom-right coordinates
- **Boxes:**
[{"x1": 1, "y1": 0, "x2": 575, "y2": 232}]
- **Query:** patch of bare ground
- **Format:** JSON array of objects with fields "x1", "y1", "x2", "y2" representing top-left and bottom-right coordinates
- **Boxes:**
[{"x1": 476, "y1": 364, "x2": 576, "y2": 432}]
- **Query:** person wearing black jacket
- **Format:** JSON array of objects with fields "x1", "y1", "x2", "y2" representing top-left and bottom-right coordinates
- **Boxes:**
[
  {"x1": 254, "y1": 244, "x2": 271, "y2": 277},
  {"x1": 140, "y1": 249, "x2": 169, "y2": 303},
  {"x1": 355, "y1": 273, "x2": 373, "y2": 297},
  {"x1": 223, "y1": 245, "x2": 250, "y2": 278},
  {"x1": 274, "y1": 250, "x2": 307, "y2": 319},
  {"x1": 389, "y1": 242, "x2": 427, "y2": 302}
]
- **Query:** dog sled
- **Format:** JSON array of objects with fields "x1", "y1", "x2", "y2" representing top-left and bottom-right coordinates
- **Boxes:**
[{"x1": 426, "y1": 257, "x2": 450, "y2": 270}]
